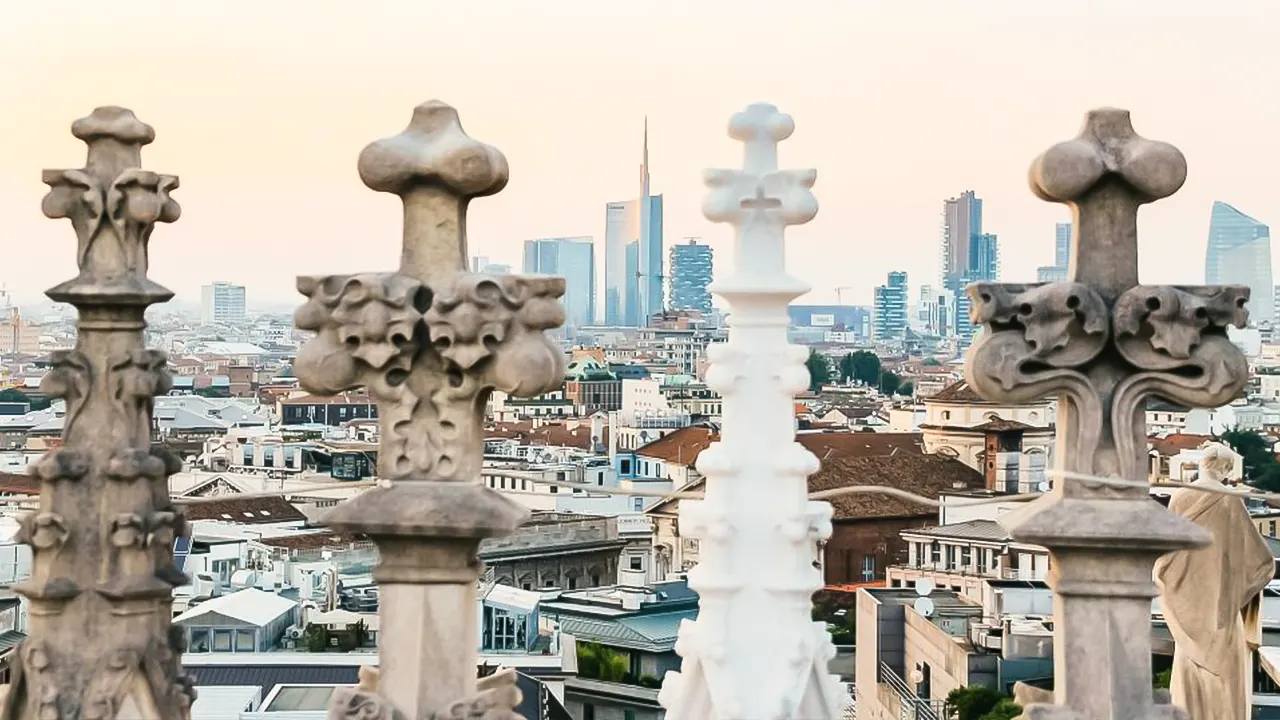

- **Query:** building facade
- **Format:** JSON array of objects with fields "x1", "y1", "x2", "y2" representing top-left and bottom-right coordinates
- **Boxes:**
[
  {"x1": 668, "y1": 238, "x2": 713, "y2": 314},
  {"x1": 523, "y1": 236, "x2": 595, "y2": 331},
  {"x1": 1206, "y1": 200, "x2": 1273, "y2": 325},
  {"x1": 201, "y1": 281, "x2": 247, "y2": 325}
]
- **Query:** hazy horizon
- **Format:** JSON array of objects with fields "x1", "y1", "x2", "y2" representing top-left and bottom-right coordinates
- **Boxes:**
[{"x1": 3, "y1": 1, "x2": 1278, "y2": 309}]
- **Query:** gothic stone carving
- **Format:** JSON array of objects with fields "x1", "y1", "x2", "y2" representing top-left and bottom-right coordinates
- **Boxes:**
[
  {"x1": 294, "y1": 101, "x2": 564, "y2": 719},
  {"x1": 964, "y1": 109, "x2": 1245, "y2": 719},
  {"x1": 0, "y1": 107, "x2": 194, "y2": 720}
]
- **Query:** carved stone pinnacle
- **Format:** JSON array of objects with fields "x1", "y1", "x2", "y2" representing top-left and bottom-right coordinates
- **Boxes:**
[
  {"x1": 963, "y1": 108, "x2": 1248, "y2": 719},
  {"x1": 3, "y1": 108, "x2": 192, "y2": 720},
  {"x1": 358, "y1": 100, "x2": 509, "y2": 286},
  {"x1": 295, "y1": 101, "x2": 563, "y2": 719}
]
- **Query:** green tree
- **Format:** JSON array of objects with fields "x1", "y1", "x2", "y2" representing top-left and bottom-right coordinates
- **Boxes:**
[
  {"x1": 576, "y1": 642, "x2": 630, "y2": 683},
  {"x1": 0, "y1": 388, "x2": 29, "y2": 404},
  {"x1": 946, "y1": 685, "x2": 1005, "y2": 720},
  {"x1": 878, "y1": 371, "x2": 902, "y2": 396},
  {"x1": 302, "y1": 624, "x2": 327, "y2": 652},
  {"x1": 980, "y1": 699, "x2": 1023, "y2": 720},
  {"x1": 1221, "y1": 428, "x2": 1279, "y2": 485},
  {"x1": 897, "y1": 381, "x2": 914, "y2": 397},
  {"x1": 850, "y1": 351, "x2": 881, "y2": 386},
  {"x1": 806, "y1": 349, "x2": 832, "y2": 392},
  {"x1": 1153, "y1": 668, "x2": 1172, "y2": 690}
]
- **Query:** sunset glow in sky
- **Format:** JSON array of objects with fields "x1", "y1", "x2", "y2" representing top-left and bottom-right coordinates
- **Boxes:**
[{"x1": 1, "y1": 1, "x2": 1278, "y2": 307}]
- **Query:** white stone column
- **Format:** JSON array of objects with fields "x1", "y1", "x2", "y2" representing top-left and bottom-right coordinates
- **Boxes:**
[{"x1": 658, "y1": 104, "x2": 845, "y2": 720}]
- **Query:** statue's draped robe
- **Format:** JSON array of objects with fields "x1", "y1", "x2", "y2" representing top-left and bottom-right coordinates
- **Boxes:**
[{"x1": 1154, "y1": 479, "x2": 1275, "y2": 720}]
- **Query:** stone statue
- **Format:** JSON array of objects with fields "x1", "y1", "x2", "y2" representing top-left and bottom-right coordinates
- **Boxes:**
[{"x1": 1154, "y1": 441, "x2": 1274, "y2": 720}]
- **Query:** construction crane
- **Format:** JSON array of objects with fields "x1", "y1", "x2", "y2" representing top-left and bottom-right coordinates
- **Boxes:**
[{"x1": 834, "y1": 286, "x2": 855, "y2": 306}]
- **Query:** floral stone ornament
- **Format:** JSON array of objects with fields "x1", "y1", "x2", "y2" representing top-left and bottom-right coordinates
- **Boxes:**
[
  {"x1": 1, "y1": 107, "x2": 193, "y2": 719},
  {"x1": 293, "y1": 101, "x2": 564, "y2": 719}
]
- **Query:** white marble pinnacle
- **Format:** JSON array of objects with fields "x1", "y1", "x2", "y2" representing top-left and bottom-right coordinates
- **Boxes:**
[{"x1": 659, "y1": 104, "x2": 846, "y2": 720}]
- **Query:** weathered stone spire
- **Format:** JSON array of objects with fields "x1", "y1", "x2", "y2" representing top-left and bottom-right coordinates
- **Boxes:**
[
  {"x1": 1, "y1": 106, "x2": 193, "y2": 720},
  {"x1": 292, "y1": 101, "x2": 565, "y2": 720},
  {"x1": 965, "y1": 108, "x2": 1251, "y2": 719}
]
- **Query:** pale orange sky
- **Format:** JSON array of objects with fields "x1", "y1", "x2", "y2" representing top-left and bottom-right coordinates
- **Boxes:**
[{"x1": 1, "y1": 1, "x2": 1277, "y2": 307}]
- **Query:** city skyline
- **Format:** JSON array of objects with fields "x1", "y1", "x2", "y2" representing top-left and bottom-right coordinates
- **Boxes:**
[{"x1": 3, "y1": 2, "x2": 1279, "y2": 308}]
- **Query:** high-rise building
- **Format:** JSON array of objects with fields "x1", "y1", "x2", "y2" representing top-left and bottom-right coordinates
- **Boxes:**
[
  {"x1": 1054, "y1": 222, "x2": 1072, "y2": 268},
  {"x1": 940, "y1": 190, "x2": 999, "y2": 292},
  {"x1": 602, "y1": 119, "x2": 663, "y2": 326},
  {"x1": 1206, "y1": 201, "x2": 1273, "y2": 325},
  {"x1": 1037, "y1": 222, "x2": 1072, "y2": 283},
  {"x1": 873, "y1": 271, "x2": 909, "y2": 342},
  {"x1": 668, "y1": 239, "x2": 714, "y2": 314},
  {"x1": 523, "y1": 237, "x2": 595, "y2": 330},
  {"x1": 201, "y1": 281, "x2": 246, "y2": 325}
]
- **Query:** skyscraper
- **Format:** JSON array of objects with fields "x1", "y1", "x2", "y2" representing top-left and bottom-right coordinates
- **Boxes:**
[
  {"x1": 1054, "y1": 222, "x2": 1072, "y2": 268},
  {"x1": 602, "y1": 119, "x2": 664, "y2": 326},
  {"x1": 523, "y1": 237, "x2": 595, "y2": 330},
  {"x1": 940, "y1": 190, "x2": 999, "y2": 292},
  {"x1": 873, "y1": 271, "x2": 908, "y2": 341},
  {"x1": 669, "y1": 239, "x2": 714, "y2": 314},
  {"x1": 1206, "y1": 201, "x2": 1273, "y2": 325},
  {"x1": 201, "y1": 281, "x2": 246, "y2": 324},
  {"x1": 1037, "y1": 222, "x2": 1072, "y2": 283}
]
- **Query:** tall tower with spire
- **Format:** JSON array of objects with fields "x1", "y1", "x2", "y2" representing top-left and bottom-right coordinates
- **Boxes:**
[{"x1": 602, "y1": 119, "x2": 664, "y2": 326}]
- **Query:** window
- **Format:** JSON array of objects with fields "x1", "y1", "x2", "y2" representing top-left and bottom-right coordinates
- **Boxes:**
[
  {"x1": 930, "y1": 542, "x2": 941, "y2": 566},
  {"x1": 977, "y1": 548, "x2": 988, "y2": 574},
  {"x1": 629, "y1": 556, "x2": 643, "y2": 571},
  {"x1": 861, "y1": 555, "x2": 875, "y2": 581},
  {"x1": 942, "y1": 410, "x2": 951, "y2": 421},
  {"x1": 583, "y1": 705, "x2": 596, "y2": 720},
  {"x1": 591, "y1": 574, "x2": 601, "y2": 586},
  {"x1": 944, "y1": 545, "x2": 956, "y2": 570},
  {"x1": 236, "y1": 629, "x2": 255, "y2": 652},
  {"x1": 188, "y1": 629, "x2": 209, "y2": 653},
  {"x1": 624, "y1": 710, "x2": 636, "y2": 720},
  {"x1": 620, "y1": 459, "x2": 632, "y2": 474},
  {"x1": 1271, "y1": 520, "x2": 1277, "y2": 537},
  {"x1": 568, "y1": 576, "x2": 578, "y2": 590},
  {"x1": 632, "y1": 498, "x2": 644, "y2": 511},
  {"x1": 960, "y1": 547, "x2": 972, "y2": 569},
  {"x1": 212, "y1": 629, "x2": 234, "y2": 652}
]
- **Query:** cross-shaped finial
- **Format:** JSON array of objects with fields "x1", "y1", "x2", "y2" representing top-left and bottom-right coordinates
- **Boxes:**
[
  {"x1": 358, "y1": 101, "x2": 509, "y2": 286},
  {"x1": 1028, "y1": 108, "x2": 1186, "y2": 302}
]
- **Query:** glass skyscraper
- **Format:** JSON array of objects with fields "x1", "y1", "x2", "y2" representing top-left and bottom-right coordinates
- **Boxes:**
[
  {"x1": 940, "y1": 190, "x2": 999, "y2": 292},
  {"x1": 1205, "y1": 201, "x2": 1272, "y2": 325},
  {"x1": 669, "y1": 239, "x2": 714, "y2": 314},
  {"x1": 522, "y1": 237, "x2": 595, "y2": 331},
  {"x1": 602, "y1": 120, "x2": 663, "y2": 327},
  {"x1": 873, "y1": 271, "x2": 909, "y2": 341}
]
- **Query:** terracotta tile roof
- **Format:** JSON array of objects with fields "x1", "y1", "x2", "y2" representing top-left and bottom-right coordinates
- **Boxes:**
[
  {"x1": 636, "y1": 426, "x2": 718, "y2": 466},
  {"x1": 797, "y1": 432, "x2": 923, "y2": 461},
  {"x1": 1148, "y1": 433, "x2": 1216, "y2": 457},
  {"x1": 926, "y1": 380, "x2": 988, "y2": 404},
  {"x1": 485, "y1": 421, "x2": 608, "y2": 451},
  {"x1": 0, "y1": 472, "x2": 39, "y2": 496},
  {"x1": 179, "y1": 495, "x2": 309, "y2": 525},
  {"x1": 256, "y1": 531, "x2": 365, "y2": 550},
  {"x1": 809, "y1": 453, "x2": 985, "y2": 520},
  {"x1": 646, "y1": 431, "x2": 926, "y2": 515},
  {"x1": 278, "y1": 391, "x2": 372, "y2": 405}
]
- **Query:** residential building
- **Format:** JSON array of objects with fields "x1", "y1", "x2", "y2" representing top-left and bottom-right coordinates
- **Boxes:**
[
  {"x1": 278, "y1": 391, "x2": 376, "y2": 426},
  {"x1": 919, "y1": 380, "x2": 1055, "y2": 493},
  {"x1": 873, "y1": 271, "x2": 909, "y2": 342},
  {"x1": 668, "y1": 238, "x2": 713, "y2": 314},
  {"x1": 602, "y1": 121, "x2": 664, "y2": 327},
  {"x1": 523, "y1": 236, "x2": 595, "y2": 331},
  {"x1": 1206, "y1": 201, "x2": 1273, "y2": 325},
  {"x1": 549, "y1": 578, "x2": 699, "y2": 720},
  {"x1": 200, "y1": 281, "x2": 247, "y2": 325}
]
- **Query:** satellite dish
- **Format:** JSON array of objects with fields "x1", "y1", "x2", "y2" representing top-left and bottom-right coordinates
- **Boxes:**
[
  {"x1": 914, "y1": 597, "x2": 936, "y2": 618},
  {"x1": 913, "y1": 578, "x2": 936, "y2": 618}
]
